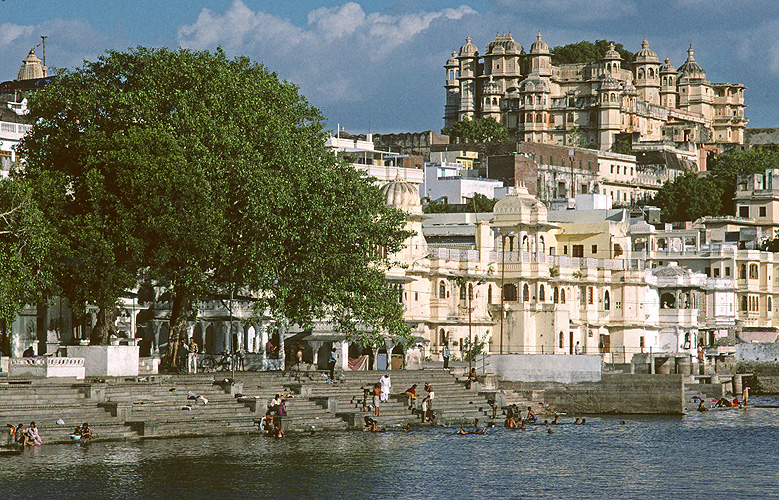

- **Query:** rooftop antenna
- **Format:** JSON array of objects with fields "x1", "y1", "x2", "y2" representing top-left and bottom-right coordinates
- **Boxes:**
[{"x1": 39, "y1": 36, "x2": 47, "y2": 68}]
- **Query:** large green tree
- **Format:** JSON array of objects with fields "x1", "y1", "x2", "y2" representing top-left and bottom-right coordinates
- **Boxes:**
[
  {"x1": 17, "y1": 47, "x2": 412, "y2": 362},
  {"x1": 0, "y1": 177, "x2": 58, "y2": 329},
  {"x1": 551, "y1": 40, "x2": 635, "y2": 65},
  {"x1": 442, "y1": 117, "x2": 509, "y2": 143},
  {"x1": 708, "y1": 147, "x2": 779, "y2": 216},
  {"x1": 653, "y1": 170, "x2": 722, "y2": 222}
]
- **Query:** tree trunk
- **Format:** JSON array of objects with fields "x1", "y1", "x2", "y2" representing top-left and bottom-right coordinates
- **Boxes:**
[
  {"x1": 165, "y1": 290, "x2": 195, "y2": 369},
  {"x1": 90, "y1": 305, "x2": 117, "y2": 345}
]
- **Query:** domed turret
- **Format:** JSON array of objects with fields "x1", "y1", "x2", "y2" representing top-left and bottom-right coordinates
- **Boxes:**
[
  {"x1": 528, "y1": 32, "x2": 552, "y2": 77},
  {"x1": 459, "y1": 36, "x2": 478, "y2": 56},
  {"x1": 485, "y1": 32, "x2": 522, "y2": 55},
  {"x1": 635, "y1": 38, "x2": 659, "y2": 64},
  {"x1": 493, "y1": 186, "x2": 548, "y2": 226},
  {"x1": 602, "y1": 42, "x2": 621, "y2": 61},
  {"x1": 600, "y1": 76, "x2": 621, "y2": 91},
  {"x1": 529, "y1": 32, "x2": 549, "y2": 54},
  {"x1": 17, "y1": 49, "x2": 47, "y2": 81},
  {"x1": 381, "y1": 175, "x2": 422, "y2": 216},
  {"x1": 677, "y1": 45, "x2": 706, "y2": 80},
  {"x1": 446, "y1": 51, "x2": 458, "y2": 68},
  {"x1": 660, "y1": 57, "x2": 676, "y2": 75},
  {"x1": 520, "y1": 73, "x2": 549, "y2": 93},
  {"x1": 659, "y1": 57, "x2": 678, "y2": 108},
  {"x1": 600, "y1": 42, "x2": 622, "y2": 77}
]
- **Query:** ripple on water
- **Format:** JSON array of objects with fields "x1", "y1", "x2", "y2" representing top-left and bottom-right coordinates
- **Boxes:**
[{"x1": 1, "y1": 400, "x2": 778, "y2": 500}]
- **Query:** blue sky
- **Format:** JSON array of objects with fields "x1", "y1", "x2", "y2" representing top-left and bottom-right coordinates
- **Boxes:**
[{"x1": 2, "y1": 1, "x2": 778, "y2": 134}]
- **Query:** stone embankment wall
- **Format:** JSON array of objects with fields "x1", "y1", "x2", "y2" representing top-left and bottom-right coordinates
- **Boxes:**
[
  {"x1": 484, "y1": 354, "x2": 601, "y2": 384},
  {"x1": 736, "y1": 343, "x2": 779, "y2": 394},
  {"x1": 544, "y1": 374, "x2": 685, "y2": 415}
]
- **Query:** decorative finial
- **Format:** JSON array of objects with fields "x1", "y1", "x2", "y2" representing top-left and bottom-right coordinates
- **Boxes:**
[
  {"x1": 642, "y1": 38, "x2": 649, "y2": 48},
  {"x1": 537, "y1": 32, "x2": 542, "y2": 41},
  {"x1": 466, "y1": 36, "x2": 472, "y2": 43}
]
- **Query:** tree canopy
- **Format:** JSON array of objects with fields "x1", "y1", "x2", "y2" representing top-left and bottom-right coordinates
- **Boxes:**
[
  {"x1": 16, "y1": 46, "x2": 412, "y2": 355},
  {"x1": 442, "y1": 117, "x2": 509, "y2": 143},
  {"x1": 0, "y1": 177, "x2": 58, "y2": 326},
  {"x1": 424, "y1": 193, "x2": 498, "y2": 214},
  {"x1": 551, "y1": 40, "x2": 635, "y2": 65},
  {"x1": 653, "y1": 147, "x2": 779, "y2": 222},
  {"x1": 653, "y1": 170, "x2": 722, "y2": 222},
  {"x1": 708, "y1": 147, "x2": 779, "y2": 216}
]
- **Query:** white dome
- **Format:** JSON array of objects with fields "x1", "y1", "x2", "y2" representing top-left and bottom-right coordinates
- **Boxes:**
[{"x1": 381, "y1": 176, "x2": 422, "y2": 215}]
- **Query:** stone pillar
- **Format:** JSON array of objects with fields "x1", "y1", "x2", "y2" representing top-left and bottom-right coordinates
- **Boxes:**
[
  {"x1": 310, "y1": 341, "x2": 323, "y2": 369},
  {"x1": 732, "y1": 374, "x2": 743, "y2": 396},
  {"x1": 278, "y1": 323, "x2": 286, "y2": 370},
  {"x1": 384, "y1": 339, "x2": 396, "y2": 370},
  {"x1": 247, "y1": 325, "x2": 256, "y2": 353},
  {"x1": 260, "y1": 322, "x2": 269, "y2": 369},
  {"x1": 336, "y1": 340, "x2": 349, "y2": 371}
]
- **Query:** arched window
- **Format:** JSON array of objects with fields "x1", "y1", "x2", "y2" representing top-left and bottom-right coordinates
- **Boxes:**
[
  {"x1": 523, "y1": 284, "x2": 530, "y2": 302},
  {"x1": 638, "y1": 68, "x2": 645, "y2": 79},
  {"x1": 648, "y1": 68, "x2": 654, "y2": 78},
  {"x1": 504, "y1": 284, "x2": 518, "y2": 302},
  {"x1": 509, "y1": 236, "x2": 515, "y2": 252},
  {"x1": 769, "y1": 296, "x2": 773, "y2": 313},
  {"x1": 561, "y1": 288, "x2": 566, "y2": 304},
  {"x1": 559, "y1": 331, "x2": 564, "y2": 349},
  {"x1": 460, "y1": 285, "x2": 466, "y2": 300},
  {"x1": 604, "y1": 290, "x2": 611, "y2": 310},
  {"x1": 539, "y1": 285, "x2": 546, "y2": 302},
  {"x1": 439, "y1": 281, "x2": 446, "y2": 299},
  {"x1": 749, "y1": 264, "x2": 759, "y2": 279},
  {"x1": 440, "y1": 328, "x2": 446, "y2": 344},
  {"x1": 554, "y1": 287, "x2": 559, "y2": 303},
  {"x1": 539, "y1": 236, "x2": 545, "y2": 253},
  {"x1": 741, "y1": 295, "x2": 748, "y2": 311},
  {"x1": 661, "y1": 292, "x2": 676, "y2": 309},
  {"x1": 522, "y1": 235, "x2": 529, "y2": 251},
  {"x1": 663, "y1": 76, "x2": 667, "y2": 86},
  {"x1": 536, "y1": 114, "x2": 542, "y2": 123},
  {"x1": 739, "y1": 264, "x2": 747, "y2": 279},
  {"x1": 488, "y1": 285, "x2": 493, "y2": 304}
]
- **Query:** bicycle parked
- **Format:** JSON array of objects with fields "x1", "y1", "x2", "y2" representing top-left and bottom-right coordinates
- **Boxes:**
[{"x1": 200, "y1": 351, "x2": 233, "y2": 372}]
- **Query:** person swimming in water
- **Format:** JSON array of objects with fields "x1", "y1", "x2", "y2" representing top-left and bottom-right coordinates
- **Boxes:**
[{"x1": 697, "y1": 401, "x2": 708, "y2": 412}]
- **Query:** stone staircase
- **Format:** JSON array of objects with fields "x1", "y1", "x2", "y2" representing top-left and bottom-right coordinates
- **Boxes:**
[
  {"x1": 0, "y1": 369, "x2": 515, "y2": 441},
  {"x1": 0, "y1": 383, "x2": 139, "y2": 443},
  {"x1": 284, "y1": 369, "x2": 497, "y2": 428}
]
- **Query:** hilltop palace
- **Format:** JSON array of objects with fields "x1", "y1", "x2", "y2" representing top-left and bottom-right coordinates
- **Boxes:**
[{"x1": 444, "y1": 34, "x2": 747, "y2": 151}]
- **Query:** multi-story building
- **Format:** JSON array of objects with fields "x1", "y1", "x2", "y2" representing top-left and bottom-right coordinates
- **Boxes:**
[
  {"x1": 0, "y1": 49, "x2": 46, "y2": 178},
  {"x1": 444, "y1": 34, "x2": 747, "y2": 152}
]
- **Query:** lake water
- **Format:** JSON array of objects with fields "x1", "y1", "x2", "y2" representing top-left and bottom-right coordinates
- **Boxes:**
[{"x1": 3, "y1": 396, "x2": 779, "y2": 500}]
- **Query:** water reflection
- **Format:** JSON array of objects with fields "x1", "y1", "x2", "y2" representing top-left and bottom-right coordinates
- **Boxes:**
[{"x1": 2, "y1": 397, "x2": 778, "y2": 499}]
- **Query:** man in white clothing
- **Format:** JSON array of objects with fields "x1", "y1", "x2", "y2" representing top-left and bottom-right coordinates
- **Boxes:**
[{"x1": 379, "y1": 374, "x2": 392, "y2": 402}]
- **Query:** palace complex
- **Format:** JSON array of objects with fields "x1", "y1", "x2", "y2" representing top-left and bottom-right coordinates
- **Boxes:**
[
  {"x1": 444, "y1": 34, "x2": 747, "y2": 152},
  {"x1": 1, "y1": 45, "x2": 777, "y2": 378}
]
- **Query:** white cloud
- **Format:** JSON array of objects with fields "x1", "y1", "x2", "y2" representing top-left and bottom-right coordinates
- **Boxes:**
[
  {"x1": 0, "y1": 22, "x2": 35, "y2": 47},
  {"x1": 307, "y1": 3, "x2": 366, "y2": 42},
  {"x1": 736, "y1": 19, "x2": 779, "y2": 75},
  {"x1": 179, "y1": 1, "x2": 476, "y2": 58},
  {"x1": 176, "y1": 1, "x2": 478, "y2": 107}
]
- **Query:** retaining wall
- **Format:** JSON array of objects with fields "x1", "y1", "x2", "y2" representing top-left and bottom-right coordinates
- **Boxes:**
[
  {"x1": 483, "y1": 354, "x2": 601, "y2": 384},
  {"x1": 544, "y1": 374, "x2": 684, "y2": 415},
  {"x1": 736, "y1": 343, "x2": 779, "y2": 363}
]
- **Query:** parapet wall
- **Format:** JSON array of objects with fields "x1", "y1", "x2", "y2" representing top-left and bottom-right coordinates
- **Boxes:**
[
  {"x1": 544, "y1": 374, "x2": 684, "y2": 415},
  {"x1": 484, "y1": 354, "x2": 601, "y2": 384},
  {"x1": 736, "y1": 342, "x2": 779, "y2": 363}
]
